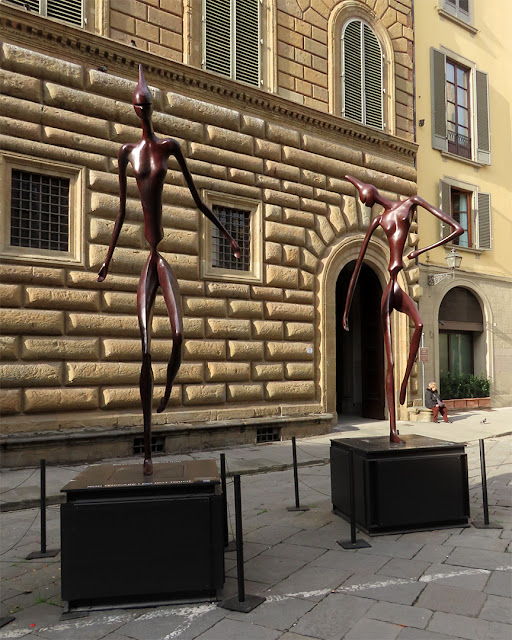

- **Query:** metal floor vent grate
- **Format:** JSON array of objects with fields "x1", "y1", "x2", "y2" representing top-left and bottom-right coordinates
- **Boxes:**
[
  {"x1": 133, "y1": 436, "x2": 165, "y2": 455},
  {"x1": 256, "y1": 426, "x2": 281, "y2": 443}
]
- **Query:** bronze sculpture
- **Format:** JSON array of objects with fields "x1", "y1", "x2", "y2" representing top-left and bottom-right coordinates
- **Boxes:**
[
  {"x1": 342, "y1": 175, "x2": 463, "y2": 444},
  {"x1": 98, "y1": 66, "x2": 240, "y2": 475}
]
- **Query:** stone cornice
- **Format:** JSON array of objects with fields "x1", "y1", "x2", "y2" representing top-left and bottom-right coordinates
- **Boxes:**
[{"x1": 0, "y1": 3, "x2": 418, "y2": 161}]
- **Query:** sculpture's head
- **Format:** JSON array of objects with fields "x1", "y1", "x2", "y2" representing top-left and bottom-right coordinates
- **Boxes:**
[
  {"x1": 345, "y1": 175, "x2": 378, "y2": 207},
  {"x1": 133, "y1": 64, "x2": 152, "y2": 121}
]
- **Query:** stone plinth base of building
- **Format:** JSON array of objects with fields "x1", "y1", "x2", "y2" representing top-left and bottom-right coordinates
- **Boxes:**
[{"x1": 0, "y1": 413, "x2": 333, "y2": 468}]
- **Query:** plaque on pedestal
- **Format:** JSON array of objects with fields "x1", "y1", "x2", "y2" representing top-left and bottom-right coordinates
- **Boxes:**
[
  {"x1": 61, "y1": 459, "x2": 224, "y2": 610},
  {"x1": 330, "y1": 435, "x2": 470, "y2": 535}
]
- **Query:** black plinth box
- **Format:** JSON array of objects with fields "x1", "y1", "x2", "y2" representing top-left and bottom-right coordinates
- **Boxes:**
[
  {"x1": 61, "y1": 459, "x2": 224, "y2": 609},
  {"x1": 330, "y1": 435, "x2": 470, "y2": 535}
]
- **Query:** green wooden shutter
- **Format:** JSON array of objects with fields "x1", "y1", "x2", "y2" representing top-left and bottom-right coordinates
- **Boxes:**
[
  {"x1": 204, "y1": 0, "x2": 232, "y2": 78},
  {"x1": 342, "y1": 20, "x2": 362, "y2": 122},
  {"x1": 47, "y1": 0, "x2": 83, "y2": 26},
  {"x1": 476, "y1": 192, "x2": 492, "y2": 250},
  {"x1": 439, "y1": 180, "x2": 452, "y2": 239},
  {"x1": 431, "y1": 48, "x2": 448, "y2": 151},
  {"x1": 8, "y1": 0, "x2": 39, "y2": 11},
  {"x1": 363, "y1": 24, "x2": 383, "y2": 129},
  {"x1": 235, "y1": 0, "x2": 260, "y2": 86},
  {"x1": 475, "y1": 70, "x2": 491, "y2": 165}
]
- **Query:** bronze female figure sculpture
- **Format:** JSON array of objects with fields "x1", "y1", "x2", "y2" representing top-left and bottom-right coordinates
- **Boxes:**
[
  {"x1": 98, "y1": 66, "x2": 240, "y2": 474},
  {"x1": 342, "y1": 175, "x2": 463, "y2": 444}
]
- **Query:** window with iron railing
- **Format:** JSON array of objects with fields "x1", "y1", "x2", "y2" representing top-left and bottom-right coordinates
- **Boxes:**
[
  {"x1": 446, "y1": 60, "x2": 471, "y2": 159},
  {"x1": 431, "y1": 48, "x2": 490, "y2": 165}
]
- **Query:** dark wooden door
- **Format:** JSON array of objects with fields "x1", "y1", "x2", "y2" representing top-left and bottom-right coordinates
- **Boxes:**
[{"x1": 360, "y1": 266, "x2": 385, "y2": 419}]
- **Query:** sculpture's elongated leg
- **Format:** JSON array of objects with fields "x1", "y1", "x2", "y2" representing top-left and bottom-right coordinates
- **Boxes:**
[
  {"x1": 156, "y1": 254, "x2": 183, "y2": 414},
  {"x1": 137, "y1": 253, "x2": 159, "y2": 475},
  {"x1": 393, "y1": 284, "x2": 423, "y2": 406}
]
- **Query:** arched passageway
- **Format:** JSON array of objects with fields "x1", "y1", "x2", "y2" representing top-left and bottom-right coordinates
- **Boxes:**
[{"x1": 335, "y1": 261, "x2": 385, "y2": 419}]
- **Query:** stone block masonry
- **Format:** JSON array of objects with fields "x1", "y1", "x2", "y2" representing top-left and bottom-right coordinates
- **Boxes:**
[{"x1": 0, "y1": 5, "x2": 418, "y2": 461}]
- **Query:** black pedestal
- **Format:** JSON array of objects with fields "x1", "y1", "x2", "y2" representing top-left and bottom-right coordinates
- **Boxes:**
[
  {"x1": 330, "y1": 435, "x2": 470, "y2": 535},
  {"x1": 61, "y1": 460, "x2": 224, "y2": 610}
]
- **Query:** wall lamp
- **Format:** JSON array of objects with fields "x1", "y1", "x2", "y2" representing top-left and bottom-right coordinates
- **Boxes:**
[{"x1": 427, "y1": 248, "x2": 463, "y2": 286}]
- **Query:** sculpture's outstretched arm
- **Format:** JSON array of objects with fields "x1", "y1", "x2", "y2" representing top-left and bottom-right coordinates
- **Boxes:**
[
  {"x1": 407, "y1": 196, "x2": 463, "y2": 260},
  {"x1": 342, "y1": 215, "x2": 381, "y2": 331},
  {"x1": 168, "y1": 141, "x2": 241, "y2": 258},
  {"x1": 98, "y1": 145, "x2": 131, "y2": 281}
]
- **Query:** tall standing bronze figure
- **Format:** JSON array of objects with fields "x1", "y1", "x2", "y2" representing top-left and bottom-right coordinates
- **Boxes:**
[
  {"x1": 98, "y1": 66, "x2": 240, "y2": 475},
  {"x1": 342, "y1": 175, "x2": 463, "y2": 444}
]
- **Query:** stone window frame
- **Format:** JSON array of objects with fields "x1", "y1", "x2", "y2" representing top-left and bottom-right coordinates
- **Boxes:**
[
  {"x1": 184, "y1": 0, "x2": 275, "y2": 92},
  {"x1": 0, "y1": 151, "x2": 85, "y2": 267},
  {"x1": 200, "y1": 190, "x2": 263, "y2": 284},
  {"x1": 328, "y1": 0, "x2": 395, "y2": 135}
]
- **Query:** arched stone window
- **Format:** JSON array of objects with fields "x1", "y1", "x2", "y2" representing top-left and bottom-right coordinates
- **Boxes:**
[
  {"x1": 329, "y1": 3, "x2": 394, "y2": 134},
  {"x1": 341, "y1": 19, "x2": 383, "y2": 129}
]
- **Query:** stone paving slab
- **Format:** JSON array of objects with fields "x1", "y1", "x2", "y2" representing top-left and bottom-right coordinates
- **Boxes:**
[
  {"x1": 427, "y1": 611, "x2": 490, "y2": 640},
  {"x1": 291, "y1": 592, "x2": 374, "y2": 640},
  {"x1": 445, "y1": 547, "x2": 512, "y2": 571},
  {"x1": 478, "y1": 594, "x2": 512, "y2": 624},
  {"x1": 226, "y1": 597, "x2": 314, "y2": 631},
  {"x1": 484, "y1": 570, "x2": 512, "y2": 597},
  {"x1": 338, "y1": 573, "x2": 427, "y2": 605},
  {"x1": 376, "y1": 557, "x2": 432, "y2": 580},
  {"x1": 194, "y1": 618, "x2": 281, "y2": 640},
  {"x1": 366, "y1": 601, "x2": 433, "y2": 629},
  {"x1": 416, "y1": 583, "x2": 487, "y2": 616},
  {"x1": 419, "y1": 563, "x2": 491, "y2": 591},
  {"x1": 344, "y1": 617, "x2": 403, "y2": 639}
]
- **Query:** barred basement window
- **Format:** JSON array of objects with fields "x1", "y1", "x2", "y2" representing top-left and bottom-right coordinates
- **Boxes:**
[
  {"x1": 133, "y1": 436, "x2": 165, "y2": 455},
  {"x1": 10, "y1": 170, "x2": 69, "y2": 252},
  {"x1": 212, "y1": 205, "x2": 250, "y2": 272},
  {"x1": 256, "y1": 427, "x2": 281, "y2": 443},
  {"x1": 6, "y1": 0, "x2": 83, "y2": 27}
]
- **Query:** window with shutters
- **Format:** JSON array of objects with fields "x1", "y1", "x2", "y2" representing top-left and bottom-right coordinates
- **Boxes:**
[
  {"x1": 0, "y1": 152, "x2": 84, "y2": 266},
  {"x1": 203, "y1": 0, "x2": 261, "y2": 87},
  {"x1": 431, "y1": 48, "x2": 490, "y2": 165},
  {"x1": 438, "y1": 178, "x2": 492, "y2": 251},
  {"x1": 5, "y1": 0, "x2": 84, "y2": 27},
  {"x1": 341, "y1": 19, "x2": 384, "y2": 129},
  {"x1": 201, "y1": 191, "x2": 263, "y2": 283}
]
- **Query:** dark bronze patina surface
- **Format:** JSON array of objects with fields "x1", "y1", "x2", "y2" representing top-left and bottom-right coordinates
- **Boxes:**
[
  {"x1": 98, "y1": 66, "x2": 240, "y2": 475},
  {"x1": 342, "y1": 176, "x2": 463, "y2": 444}
]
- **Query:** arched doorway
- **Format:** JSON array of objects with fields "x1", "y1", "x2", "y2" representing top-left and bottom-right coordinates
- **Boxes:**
[
  {"x1": 438, "y1": 287, "x2": 485, "y2": 376},
  {"x1": 336, "y1": 261, "x2": 385, "y2": 419}
]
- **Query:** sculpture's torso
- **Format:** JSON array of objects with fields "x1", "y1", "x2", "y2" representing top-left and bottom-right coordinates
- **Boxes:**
[
  {"x1": 379, "y1": 199, "x2": 415, "y2": 276},
  {"x1": 129, "y1": 137, "x2": 169, "y2": 251}
]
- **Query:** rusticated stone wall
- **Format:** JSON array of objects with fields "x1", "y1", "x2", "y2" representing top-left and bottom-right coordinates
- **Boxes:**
[{"x1": 0, "y1": 4, "x2": 417, "y2": 464}]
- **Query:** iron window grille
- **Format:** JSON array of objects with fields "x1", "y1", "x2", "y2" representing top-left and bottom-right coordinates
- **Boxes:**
[
  {"x1": 256, "y1": 427, "x2": 281, "y2": 443},
  {"x1": 10, "y1": 169, "x2": 70, "y2": 252},
  {"x1": 133, "y1": 436, "x2": 165, "y2": 455},
  {"x1": 211, "y1": 205, "x2": 251, "y2": 271}
]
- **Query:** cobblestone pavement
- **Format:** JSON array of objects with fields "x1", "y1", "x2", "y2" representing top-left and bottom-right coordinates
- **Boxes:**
[{"x1": 0, "y1": 427, "x2": 510, "y2": 639}]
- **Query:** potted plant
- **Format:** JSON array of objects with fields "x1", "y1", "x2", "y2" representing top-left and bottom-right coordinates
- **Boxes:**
[{"x1": 440, "y1": 373, "x2": 491, "y2": 409}]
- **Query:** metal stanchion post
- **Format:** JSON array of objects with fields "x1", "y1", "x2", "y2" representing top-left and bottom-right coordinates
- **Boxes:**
[
  {"x1": 219, "y1": 475, "x2": 265, "y2": 613},
  {"x1": 26, "y1": 459, "x2": 59, "y2": 560},
  {"x1": 337, "y1": 450, "x2": 371, "y2": 549},
  {"x1": 220, "y1": 454, "x2": 236, "y2": 551},
  {"x1": 287, "y1": 437, "x2": 309, "y2": 512},
  {"x1": 473, "y1": 439, "x2": 502, "y2": 529}
]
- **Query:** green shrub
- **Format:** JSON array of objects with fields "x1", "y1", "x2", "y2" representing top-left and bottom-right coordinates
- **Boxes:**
[{"x1": 440, "y1": 372, "x2": 491, "y2": 399}]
